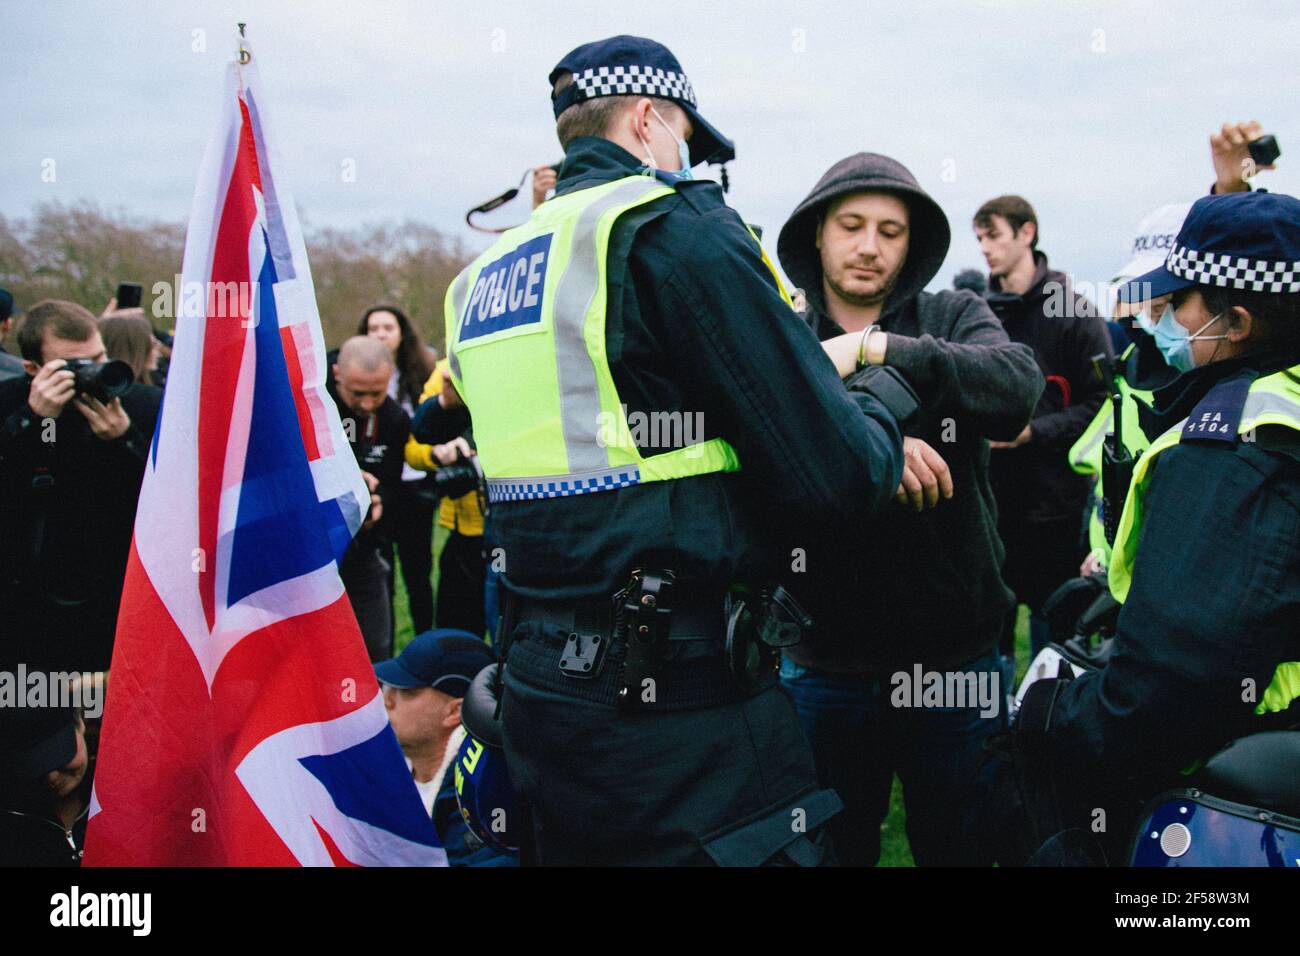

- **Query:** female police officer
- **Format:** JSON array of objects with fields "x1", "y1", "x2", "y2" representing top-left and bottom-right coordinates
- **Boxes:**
[{"x1": 1014, "y1": 190, "x2": 1300, "y2": 862}]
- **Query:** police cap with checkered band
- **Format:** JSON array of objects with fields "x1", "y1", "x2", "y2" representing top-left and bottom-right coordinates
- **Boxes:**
[
  {"x1": 1118, "y1": 191, "x2": 1300, "y2": 303},
  {"x1": 550, "y1": 35, "x2": 735, "y2": 167}
]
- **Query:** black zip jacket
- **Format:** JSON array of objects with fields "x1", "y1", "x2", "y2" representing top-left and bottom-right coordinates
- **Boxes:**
[{"x1": 324, "y1": 360, "x2": 410, "y2": 553}]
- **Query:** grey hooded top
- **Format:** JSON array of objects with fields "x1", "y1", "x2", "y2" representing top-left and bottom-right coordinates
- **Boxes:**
[{"x1": 776, "y1": 152, "x2": 1043, "y2": 672}]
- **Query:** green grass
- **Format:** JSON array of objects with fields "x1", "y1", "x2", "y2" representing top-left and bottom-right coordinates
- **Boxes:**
[
  {"x1": 390, "y1": 537, "x2": 1031, "y2": 867},
  {"x1": 391, "y1": 523, "x2": 449, "y2": 655}
]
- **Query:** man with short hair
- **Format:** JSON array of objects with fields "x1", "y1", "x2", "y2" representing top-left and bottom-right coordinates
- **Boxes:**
[
  {"x1": 443, "y1": 36, "x2": 907, "y2": 865},
  {"x1": 777, "y1": 153, "x2": 1042, "y2": 866},
  {"x1": 0, "y1": 300, "x2": 161, "y2": 672},
  {"x1": 973, "y1": 196, "x2": 1112, "y2": 656},
  {"x1": 327, "y1": 336, "x2": 410, "y2": 661},
  {"x1": 375, "y1": 629, "x2": 515, "y2": 866}
]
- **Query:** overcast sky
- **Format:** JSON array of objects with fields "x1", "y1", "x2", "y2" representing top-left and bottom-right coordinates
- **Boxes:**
[{"x1": 5, "y1": 0, "x2": 1299, "y2": 297}]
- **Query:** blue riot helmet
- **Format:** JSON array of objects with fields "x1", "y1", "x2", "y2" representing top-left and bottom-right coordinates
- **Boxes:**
[{"x1": 455, "y1": 662, "x2": 519, "y2": 854}]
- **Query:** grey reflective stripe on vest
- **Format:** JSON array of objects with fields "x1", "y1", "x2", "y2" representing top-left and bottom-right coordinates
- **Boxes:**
[
  {"x1": 446, "y1": 271, "x2": 470, "y2": 381},
  {"x1": 1072, "y1": 413, "x2": 1109, "y2": 467},
  {"x1": 1242, "y1": 384, "x2": 1300, "y2": 427},
  {"x1": 551, "y1": 176, "x2": 667, "y2": 473}
]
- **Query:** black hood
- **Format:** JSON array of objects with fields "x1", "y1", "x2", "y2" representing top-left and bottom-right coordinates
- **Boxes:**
[{"x1": 777, "y1": 152, "x2": 951, "y2": 318}]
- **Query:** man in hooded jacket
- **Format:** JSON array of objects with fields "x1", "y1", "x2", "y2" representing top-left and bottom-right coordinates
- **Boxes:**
[{"x1": 776, "y1": 153, "x2": 1042, "y2": 865}]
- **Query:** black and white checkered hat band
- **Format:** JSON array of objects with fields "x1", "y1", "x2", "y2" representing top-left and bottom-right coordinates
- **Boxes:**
[
  {"x1": 570, "y1": 65, "x2": 697, "y2": 107},
  {"x1": 1166, "y1": 243, "x2": 1300, "y2": 293}
]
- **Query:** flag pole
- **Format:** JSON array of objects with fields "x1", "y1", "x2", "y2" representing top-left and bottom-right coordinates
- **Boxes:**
[{"x1": 237, "y1": 22, "x2": 251, "y2": 64}]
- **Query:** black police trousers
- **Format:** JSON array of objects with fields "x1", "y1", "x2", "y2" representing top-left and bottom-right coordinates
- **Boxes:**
[{"x1": 500, "y1": 620, "x2": 841, "y2": 866}]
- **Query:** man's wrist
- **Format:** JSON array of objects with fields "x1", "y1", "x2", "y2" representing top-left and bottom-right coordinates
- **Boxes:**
[{"x1": 867, "y1": 329, "x2": 888, "y2": 366}]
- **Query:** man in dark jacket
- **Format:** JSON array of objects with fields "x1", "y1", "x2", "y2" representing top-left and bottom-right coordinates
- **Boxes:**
[
  {"x1": 327, "y1": 336, "x2": 410, "y2": 662},
  {"x1": 973, "y1": 196, "x2": 1113, "y2": 656},
  {"x1": 0, "y1": 300, "x2": 161, "y2": 673},
  {"x1": 776, "y1": 153, "x2": 1042, "y2": 865}
]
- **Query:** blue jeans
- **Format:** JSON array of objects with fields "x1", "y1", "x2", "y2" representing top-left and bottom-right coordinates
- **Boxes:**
[{"x1": 779, "y1": 650, "x2": 1007, "y2": 866}]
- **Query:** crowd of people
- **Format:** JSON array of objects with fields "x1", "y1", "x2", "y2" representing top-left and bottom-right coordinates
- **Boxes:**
[{"x1": 1, "y1": 32, "x2": 1296, "y2": 869}]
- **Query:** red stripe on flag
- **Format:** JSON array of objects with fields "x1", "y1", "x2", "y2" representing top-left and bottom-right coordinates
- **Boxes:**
[
  {"x1": 280, "y1": 324, "x2": 321, "y2": 460},
  {"x1": 312, "y1": 819, "x2": 361, "y2": 866},
  {"x1": 197, "y1": 95, "x2": 263, "y2": 631}
]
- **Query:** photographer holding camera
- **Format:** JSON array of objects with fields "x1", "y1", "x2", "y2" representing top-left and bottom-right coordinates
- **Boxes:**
[{"x1": 0, "y1": 300, "x2": 161, "y2": 673}]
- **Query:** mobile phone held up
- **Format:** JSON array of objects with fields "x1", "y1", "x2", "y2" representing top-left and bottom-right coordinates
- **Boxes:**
[
  {"x1": 115, "y1": 281, "x2": 143, "y2": 310},
  {"x1": 1247, "y1": 134, "x2": 1281, "y2": 168}
]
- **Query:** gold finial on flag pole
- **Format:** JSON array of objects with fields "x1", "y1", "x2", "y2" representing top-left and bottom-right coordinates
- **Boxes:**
[{"x1": 237, "y1": 22, "x2": 251, "y2": 64}]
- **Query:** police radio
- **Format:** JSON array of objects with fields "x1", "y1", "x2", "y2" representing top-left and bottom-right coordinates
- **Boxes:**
[{"x1": 1099, "y1": 353, "x2": 1134, "y2": 546}]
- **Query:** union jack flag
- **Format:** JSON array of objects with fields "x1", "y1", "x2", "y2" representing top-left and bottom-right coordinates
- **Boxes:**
[{"x1": 83, "y1": 38, "x2": 445, "y2": 867}]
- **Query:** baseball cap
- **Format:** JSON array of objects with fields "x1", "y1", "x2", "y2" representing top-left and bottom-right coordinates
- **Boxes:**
[
  {"x1": 549, "y1": 35, "x2": 735, "y2": 167},
  {"x1": 0, "y1": 288, "x2": 13, "y2": 323},
  {"x1": 374, "y1": 629, "x2": 495, "y2": 698},
  {"x1": 1112, "y1": 202, "x2": 1193, "y2": 285},
  {"x1": 0, "y1": 705, "x2": 78, "y2": 784},
  {"x1": 1117, "y1": 191, "x2": 1300, "y2": 304}
]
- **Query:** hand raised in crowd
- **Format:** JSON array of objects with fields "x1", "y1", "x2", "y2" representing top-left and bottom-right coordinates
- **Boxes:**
[
  {"x1": 896, "y1": 436, "x2": 954, "y2": 511},
  {"x1": 432, "y1": 436, "x2": 473, "y2": 465},
  {"x1": 1211, "y1": 120, "x2": 1275, "y2": 194},
  {"x1": 73, "y1": 393, "x2": 131, "y2": 440},
  {"x1": 532, "y1": 164, "x2": 558, "y2": 208},
  {"x1": 988, "y1": 424, "x2": 1032, "y2": 450},
  {"x1": 27, "y1": 359, "x2": 78, "y2": 419},
  {"x1": 360, "y1": 470, "x2": 382, "y2": 530}
]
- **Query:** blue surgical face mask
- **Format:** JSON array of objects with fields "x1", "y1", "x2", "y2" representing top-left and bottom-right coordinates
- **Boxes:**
[
  {"x1": 1152, "y1": 303, "x2": 1228, "y2": 373},
  {"x1": 1133, "y1": 307, "x2": 1157, "y2": 335},
  {"x1": 638, "y1": 106, "x2": 693, "y2": 182}
]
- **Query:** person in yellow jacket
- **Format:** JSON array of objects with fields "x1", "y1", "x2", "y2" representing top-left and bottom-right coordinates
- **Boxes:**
[{"x1": 406, "y1": 359, "x2": 488, "y2": 637}]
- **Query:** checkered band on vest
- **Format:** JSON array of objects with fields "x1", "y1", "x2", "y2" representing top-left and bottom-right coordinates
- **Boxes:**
[
  {"x1": 570, "y1": 65, "x2": 697, "y2": 106},
  {"x1": 1166, "y1": 244, "x2": 1300, "y2": 293},
  {"x1": 486, "y1": 468, "x2": 641, "y2": 502}
]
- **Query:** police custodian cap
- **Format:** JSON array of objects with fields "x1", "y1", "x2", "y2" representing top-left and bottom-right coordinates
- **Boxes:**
[
  {"x1": 549, "y1": 35, "x2": 735, "y2": 167},
  {"x1": 1118, "y1": 191, "x2": 1300, "y2": 303}
]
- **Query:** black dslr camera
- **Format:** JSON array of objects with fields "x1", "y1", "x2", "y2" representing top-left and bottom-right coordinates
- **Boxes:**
[
  {"x1": 433, "y1": 452, "x2": 485, "y2": 500},
  {"x1": 63, "y1": 358, "x2": 133, "y2": 403}
]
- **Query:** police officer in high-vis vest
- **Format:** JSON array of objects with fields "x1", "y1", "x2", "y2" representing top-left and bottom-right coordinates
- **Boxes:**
[
  {"x1": 440, "y1": 36, "x2": 910, "y2": 865},
  {"x1": 1068, "y1": 203, "x2": 1187, "y2": 573},
  {"x1": 1015, "y1": 191, "x2": 1300, "y2": 861}
]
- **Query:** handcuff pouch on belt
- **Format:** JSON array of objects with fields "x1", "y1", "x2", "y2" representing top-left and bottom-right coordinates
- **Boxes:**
[{"x1": 725, "y1": 585, "x2": 813, "y2": 691}]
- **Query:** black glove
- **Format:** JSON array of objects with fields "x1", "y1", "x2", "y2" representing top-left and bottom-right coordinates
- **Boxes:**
[
  {"x1": 461, "y1": 662, "x2": 505, "y2": 748},
  {"x1": 843, "y1": 364, "x2": 920, "y2": 424}
]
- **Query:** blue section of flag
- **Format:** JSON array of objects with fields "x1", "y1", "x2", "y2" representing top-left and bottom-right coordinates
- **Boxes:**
[
  {"x1": 227, "y1": 235, "x2": 349, "y2": 607},
  {"x1": 299, "y1": 724, "x2": 442, "y2": 847}
]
